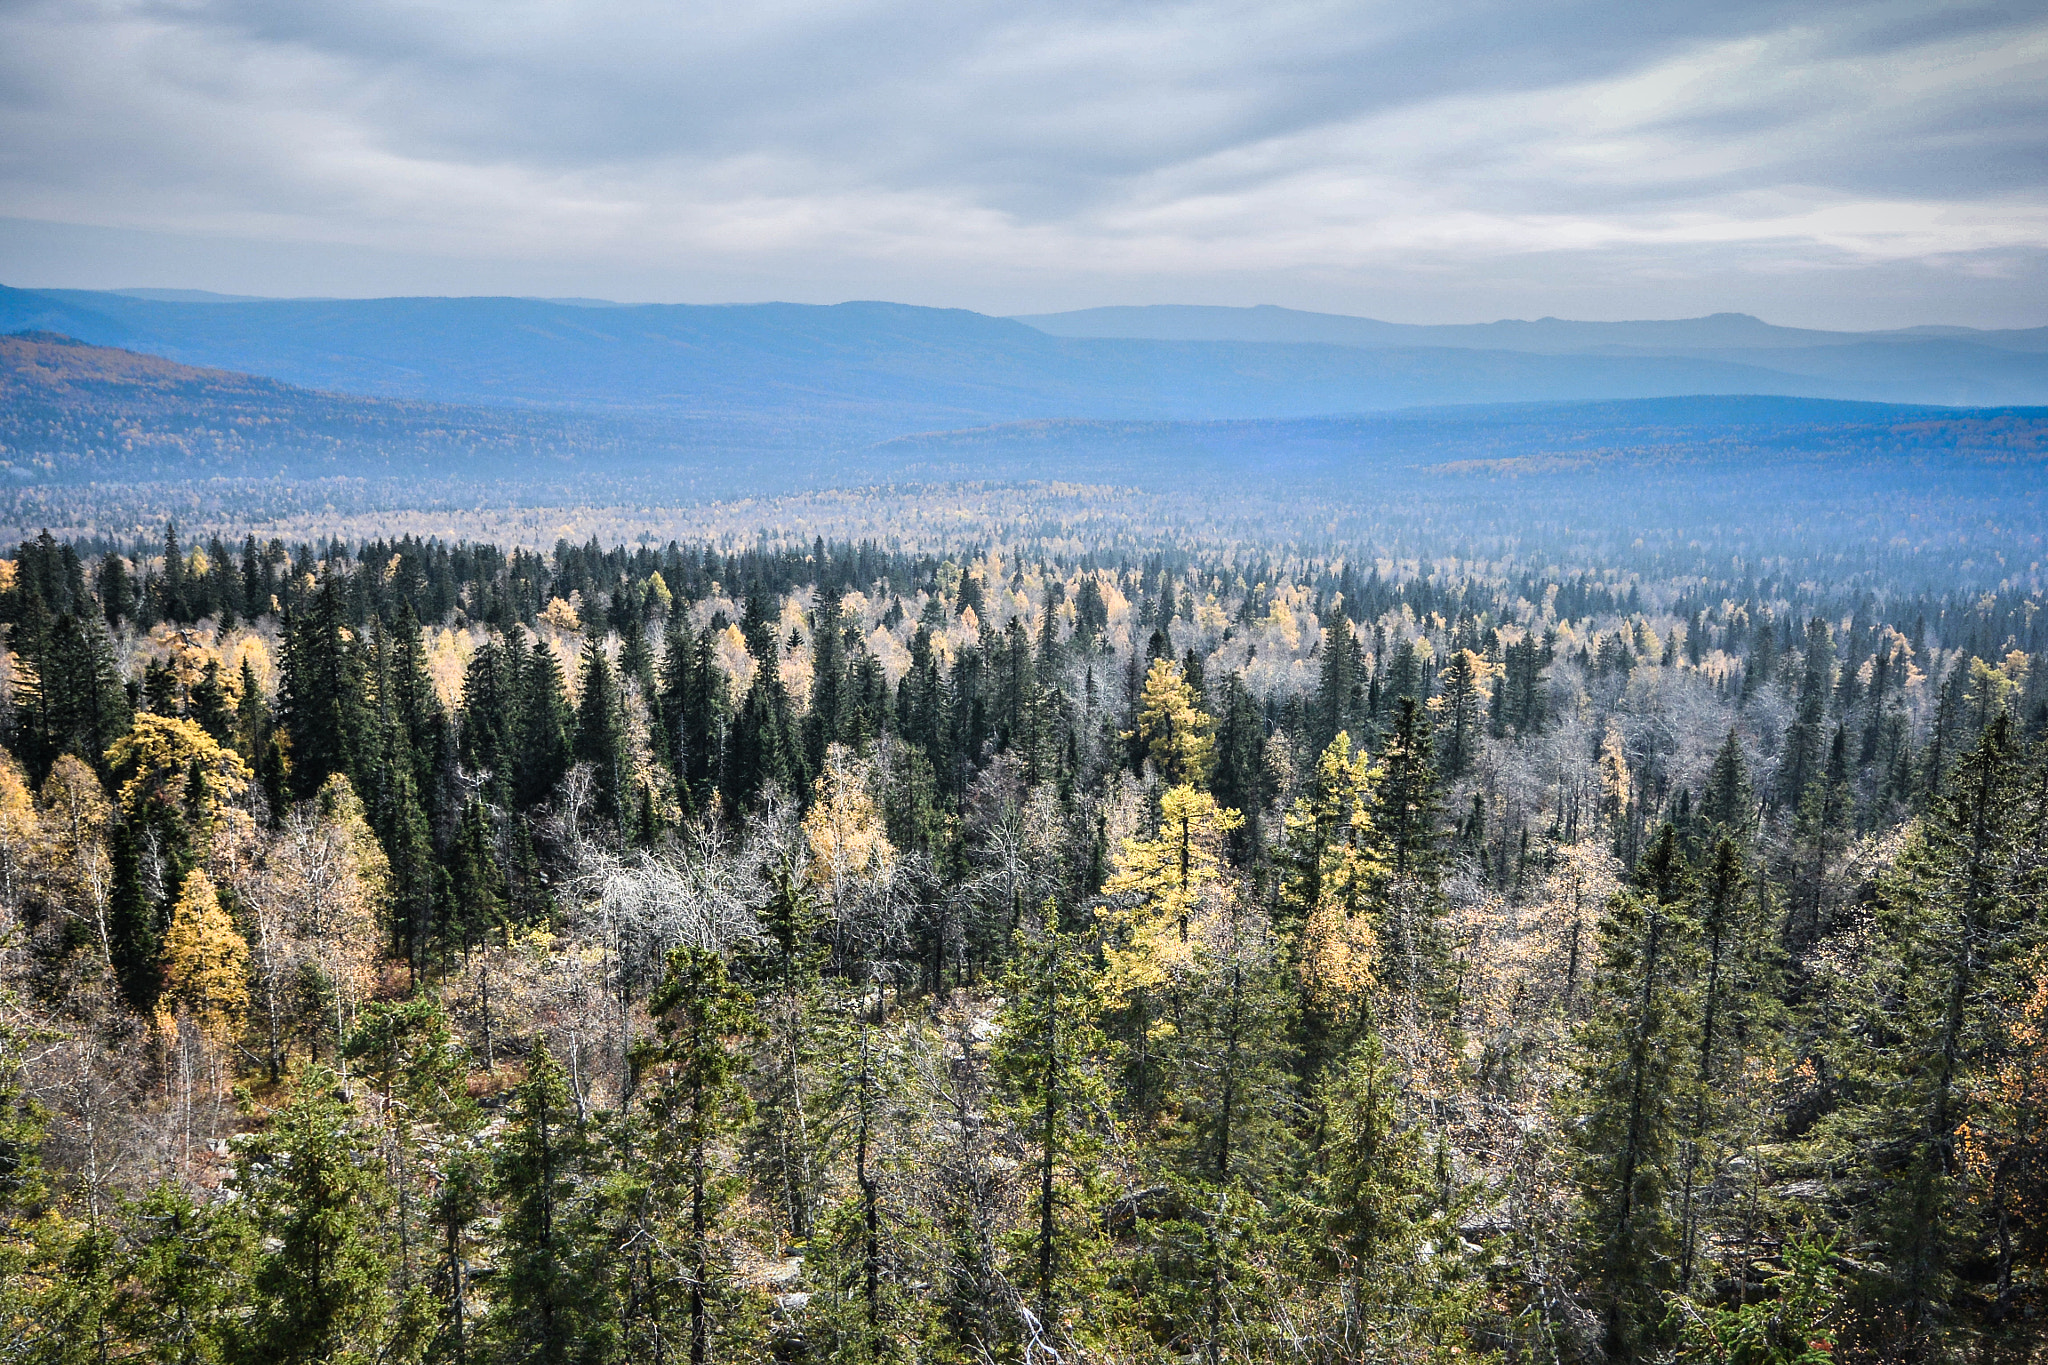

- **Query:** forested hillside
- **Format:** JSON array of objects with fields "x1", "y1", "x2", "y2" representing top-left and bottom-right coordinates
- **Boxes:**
[
  {"x1": 4, "y1": 331, "x2": 2044, "y2": 580},
  {"x1": 0, "y1": 331, "x2": 665, "y2": 481},
  {"x1": 15, "y1": 285, "x2": 2048, "y2": 416},
  {"x1": 0, "y1": 525, "x2": 2041, "y2": 1362}
]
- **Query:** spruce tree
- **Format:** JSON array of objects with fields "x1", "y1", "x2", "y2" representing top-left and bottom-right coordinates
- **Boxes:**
[
  {"x1": 491, "y1": 1041, "x2": 607, "y2": 1365},
  {"x1": 232, "y1": 1068, "x2": 397, "y2": 1365},
  {"x1": 1569, "y1": 826, "x2": 1694, "y2": 1358},
  {"x1": 990, "y1": 913, "x2": 1113, "y2": 1347},
  {"x1": 643, "y1": 947, "x2": 762, "y2": 1365},
  {"x1": 1818, "y1": 720, "x2": 2039, "y2": 1357}
]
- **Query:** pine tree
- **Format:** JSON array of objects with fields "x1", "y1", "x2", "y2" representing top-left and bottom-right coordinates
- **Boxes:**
[
  {"x1": 643, "y1": 947, "x2": 762, "y2": 1365},
  {"x1": 1569, "y1": 827, "x2": 1695, "y2": 1359},
  {"x1": 232, "y1": 1067, "x2": 397, "y2": 1365},
  {"x1": 990, "y1": 913, "x2": 1113, "y2": 1347},
  {"x1": 491, "y1": 1040, "x2": 607, "y2": 1365}
]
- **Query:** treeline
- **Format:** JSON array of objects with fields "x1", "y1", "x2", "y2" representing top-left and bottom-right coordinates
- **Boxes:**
[{"x1": 0, "y1": 522, "x2": 2041, "y2": 1363}]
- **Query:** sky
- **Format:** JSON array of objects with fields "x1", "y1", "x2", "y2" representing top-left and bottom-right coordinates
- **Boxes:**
[{"x1": 1, "y1": 0, "x2": 2044, "y2": 329}]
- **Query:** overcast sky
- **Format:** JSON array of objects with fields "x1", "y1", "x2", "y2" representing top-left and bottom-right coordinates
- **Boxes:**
[{"x1": 1, "y1": 0, "x2": 2044, "y2": 327}]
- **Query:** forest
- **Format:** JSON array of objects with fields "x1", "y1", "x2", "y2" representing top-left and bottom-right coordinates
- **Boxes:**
[{"x1": 0, "y1": 520, "x2": 2040, "y2": 1364}]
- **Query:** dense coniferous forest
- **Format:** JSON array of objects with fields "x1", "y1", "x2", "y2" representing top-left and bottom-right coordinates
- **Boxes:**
[{"x1": 0, "y1": 521, "x2": 2041, "y2": 1363}]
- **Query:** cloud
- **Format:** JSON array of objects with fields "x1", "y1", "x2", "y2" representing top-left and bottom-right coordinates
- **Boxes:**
[{"x1": 0, "y1": 0, "x2": 2042, "y2": 326}]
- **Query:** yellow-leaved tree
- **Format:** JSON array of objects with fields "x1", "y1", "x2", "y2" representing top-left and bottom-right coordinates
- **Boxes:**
[
  {"x1": 161, "y1": 868, "x2": 249, "y2": 1042},
  {"x1": 1131, "y1": 657, "x2": 1216, "y2": 786},
  {"x1": 38, "y1": 753, "x2": 115, "y2": 966},
  {"x1": 0, "y1": 752, "x2": 38, "y2": 921},
  {"x1": 259, "y1": 775, "x2": 389, "y2": 1080},
  {"x1": 105, "y1": 713, "x2": 250, "y2": 830},
  {"x1": 1281, "y1": 733, "x2": 1386, "y2": 1034},
  {"x1": 803, "y1": 745, "x2": 896, "y2": 895},
  {"x1": 1097, "y1": 783, "x2": 1242, "y2": 1120}
]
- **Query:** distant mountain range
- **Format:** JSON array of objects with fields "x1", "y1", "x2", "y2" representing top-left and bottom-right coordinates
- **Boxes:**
[
  {"x1": 1011, "y1": 303, "x2": 2048, "y2": 353},
  {"x1": 5, "y1": 285, "x2": 2046, "y2": 421},
  {"x1": 5, "y1": 330, "x2": 2043, "y2": 497},
  {"x1": 0, "y1": 329, "x2": 666, "y2": 483}
]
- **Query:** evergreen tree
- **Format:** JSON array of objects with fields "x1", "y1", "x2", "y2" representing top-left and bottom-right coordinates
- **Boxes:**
[
  {"x1": 990, "y1": 913, "x2": 1112, "y2": 1347},
  {"x1": 643, "y1": 947, "x2": 762, "y2": 1365},
  {"x1": 111, "y1": 1182, "x2": 251, "y2": 1365},
  {"x1": 1569, "y1": 827, "x2": 1694, "y2": 1359},
  {"x1": 1370, "y1": 698, "x2": 1447, "y2": 1004},
  {"x1": 232, "y1": 1067, "x2": 398, "y2": 1365},
  {"x1": 1132, "y1": 656, "x2": 1215, "y2": 786},
  {"x1": 725, "y1": 628, "x2": 798, "y2": 812},
  {"x1": 491, "y1": 1041, "x2": 607, "y2": 1365},
  {"x1": 512, "y1": 632, "x2": 575, "y2": 810},
  {"x1": 744, "y1": 865, "x2": 830, "y2": 1246},
  {"x1": 1817, "y1": 720, "x2": 2041, "y2": 1358},
  {"x1": 660, "y1": 623, "x2": 729, "y2": 809},
  {"x1": 277, "y1": 577, "x2": 368, "y2": 800},
  {"x1": 1700, "y1": 728, "x2": 1755, "y2": 835},
  {"x1": 1436, "y1": 647, "x2": 1488, "y2": 778},
  {"x1": 574, "y1": 629, "x2": 629, "y2": 822},
  {"x1": 1277, "y1": 733, "x2": 1385, "y2": 1074}
]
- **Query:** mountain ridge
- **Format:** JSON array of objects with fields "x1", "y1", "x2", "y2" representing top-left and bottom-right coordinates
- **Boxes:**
[{"x1": 7, "y1": 285, "x2": 2046, "y2": 416}]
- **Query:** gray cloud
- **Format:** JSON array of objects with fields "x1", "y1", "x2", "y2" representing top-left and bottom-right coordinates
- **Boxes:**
[{"x1": 0, "y1": 0, "x2": 2042, "y2": 326}]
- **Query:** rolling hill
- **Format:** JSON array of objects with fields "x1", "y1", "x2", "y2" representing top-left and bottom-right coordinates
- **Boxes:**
[
  {"x1": 0, "y1": 329, "x2": 655, "y2": 482},
  {"x1": 13, "y1": 285, "x2": 2044, "y2": 423}
]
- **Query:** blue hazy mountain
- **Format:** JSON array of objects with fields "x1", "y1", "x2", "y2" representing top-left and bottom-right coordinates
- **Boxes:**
[
  {"x1": 7, "y1": 330, "x2": 2042, "y2": 500},
  {"x1": 1013, "y1": 303, "x2": 2048, "y2": 354},
  {"x1": 7, "y1": 286, "x2": 2045, "y2": 422}
]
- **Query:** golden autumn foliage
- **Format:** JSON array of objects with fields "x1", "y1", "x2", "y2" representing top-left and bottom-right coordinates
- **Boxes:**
[
  {"x1": 38, "y1": 754, "x2": 115, "y2": 961},
  {"x1": 1960, "y1": 952, "x2": 2048, "y2": 1289},
  {"x1": 803, "y1": 747, "x2": 896, "y2": 892},
  {"x1": 0, "y1": 751, "x2": 37, "y2": 909},
  {"x1": 1131, "y1": 657, "x2": 1215, "y2": 786},
  {"x1": 1097, "y1": 783, "x2": 1242, "y2": 1011},
  {"x1": 105, "y1": 713, "x2": 251, "y2": 824},
  {"x1": 161, "y1": 869, "x2": 249, "y2": 1040},
  {"x1": 540, "y1": 595, "x2": 582, "y2": 632},
  {"x1": 1284, "y1": 734, "x2": 1386, "y2": 1021}
]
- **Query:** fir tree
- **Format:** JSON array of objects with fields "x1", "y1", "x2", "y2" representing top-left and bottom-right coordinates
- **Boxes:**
[
  {"x1": 491, "y1": 1041, "x2": 607, "y2": 1365},
  {"x1": 232, "y1": 1067, "x2": 397, "y2": 1365},
  {"x1": 643, "y1": 947, "x2": 762, "y2": 1365},
  {"x1": 990, "y1": 913, "x2": 1113, "y2": 1346}
]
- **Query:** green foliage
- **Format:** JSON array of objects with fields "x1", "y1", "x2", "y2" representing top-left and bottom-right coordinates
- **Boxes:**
[
  {"x1": 232, "y1": 1067, "x2": 398, "y2": 1365},
  {"x1": 1671, "y1": 1234, "x2": 1844, "y2": 1365},
  {"x1": 990, "y1": 912, "x2": 1114, "y2": 1346},
  {"x1": 490, "y1": 1042, "x2": 608, "y2": 1365}
]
